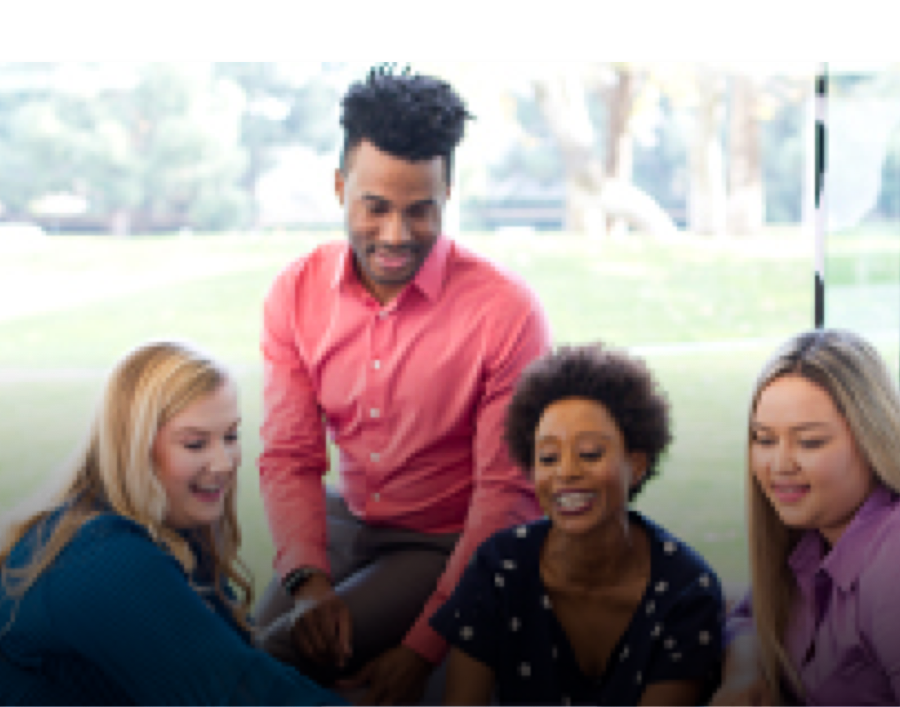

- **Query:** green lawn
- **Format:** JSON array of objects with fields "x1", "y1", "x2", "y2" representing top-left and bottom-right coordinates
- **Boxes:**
[{"x1": 1, "y1": 228, "x2": 897, "y2": 597}]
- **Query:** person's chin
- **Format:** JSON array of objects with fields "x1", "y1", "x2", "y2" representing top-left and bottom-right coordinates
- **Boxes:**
[
  {"x1": 371, "y1": 264, "x2": 418, "y2": 286},
  {"x1": 551, "y1": 513, "x2": 603, "y2": 537}
]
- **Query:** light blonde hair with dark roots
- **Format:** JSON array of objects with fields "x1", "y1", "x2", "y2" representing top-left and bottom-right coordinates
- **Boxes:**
[
  {"x1": 747, "y1": 328, "x2": 900, "y2": 702},
  {"x1": 0, "y1": 340, "x2": 254, "y2": 634}
]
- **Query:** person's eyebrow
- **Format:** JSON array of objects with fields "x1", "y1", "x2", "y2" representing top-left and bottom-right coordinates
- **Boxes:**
[
  {"x1": 361, "y1": 194, "x2": 438, "y2": 210},
  {"x1": 751, "y1": 421, "x2": 829, "y2": 432},
  {"x1": 535, "y1": 431, "x2": 614, "y2": 443},
  {"x1": 173, "y1": 420, "x2": 241, "y2": 435},
  {"x1": 405, "y1": 198, "x2": 439, "y2": 209}
]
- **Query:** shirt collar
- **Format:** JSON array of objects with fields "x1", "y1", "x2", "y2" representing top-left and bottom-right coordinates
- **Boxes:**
[
  {"x1": 330, "y1": 236, "x2": 451, "y2": 304},
  {"x1": 331, "y1": 245, "x2": 354, "y2": 291},
  {"x1": 788, "y1": 485, "x2": 898, "y2": 591},
  {"x1": 411, "y1": 235, "x2": 450, "y2": 302}
]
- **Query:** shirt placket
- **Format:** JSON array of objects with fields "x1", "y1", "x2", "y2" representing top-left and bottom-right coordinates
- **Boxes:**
[{"x1": 364, "y1": 306, "x2": 394, "y2": 512}]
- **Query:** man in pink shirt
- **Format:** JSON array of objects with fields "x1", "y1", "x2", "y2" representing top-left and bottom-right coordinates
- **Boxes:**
[{"x1": 254, "y1": 64, "x2": 552, "y2": 704}]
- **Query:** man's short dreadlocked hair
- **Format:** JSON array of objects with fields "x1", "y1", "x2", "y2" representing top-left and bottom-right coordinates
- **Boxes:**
[
  {"x1": 504, "y1": 343, "x2": 672, "y2": 500},
  {"x1": 339, "y1": 63, "x2": 473, "y2": 183}
]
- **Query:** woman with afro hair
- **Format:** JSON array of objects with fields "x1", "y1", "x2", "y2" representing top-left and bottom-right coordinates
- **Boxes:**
[{"x1": 431, "y1": 343, "x2": 724, "y2": 705}]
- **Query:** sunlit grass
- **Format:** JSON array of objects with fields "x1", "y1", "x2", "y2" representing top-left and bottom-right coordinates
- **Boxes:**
[{"x1": 2, "y1": 228, "x2": 897, "y2": 596}]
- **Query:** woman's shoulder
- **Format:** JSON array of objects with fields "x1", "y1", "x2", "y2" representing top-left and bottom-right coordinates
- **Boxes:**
[
  {"x1": 51, "y1": 512, "x2": 184, "y2": 581},
  {"x1": 634, "y1": 512, "x2": 723, "y2": 596},
  {"x1": 855, "y1": 489, "x2": 900, "y2": 591},
  {"x1": 66, "y1": 512, "x2": 156, "y2": 550},
  {"x1": 477, "y1": 518, "x2": 551, "y2": 561}
]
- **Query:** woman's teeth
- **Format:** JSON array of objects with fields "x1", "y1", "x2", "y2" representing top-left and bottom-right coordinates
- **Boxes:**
[{"x1": 555, "y1": 492, "x2": 596, "y2": 510}]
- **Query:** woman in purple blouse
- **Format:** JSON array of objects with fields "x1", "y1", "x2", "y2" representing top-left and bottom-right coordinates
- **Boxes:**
[{"x1": 714, "y1": 328, "x2": 900, "y2": 705}]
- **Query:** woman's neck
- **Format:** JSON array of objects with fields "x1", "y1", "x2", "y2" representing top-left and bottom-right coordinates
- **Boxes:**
[{"x1": 541, "y1": 513, "x2": 644, "y2": 592}]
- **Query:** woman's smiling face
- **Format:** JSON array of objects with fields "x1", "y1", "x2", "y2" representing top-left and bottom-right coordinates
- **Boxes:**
[
  {"x1": 534, "y1": 397, "x2": 646, "y2": 537},
  {"x1": 152, "y1": 381, "x2": 241, "y2": 530},
  {"x1": 751, "y1": 374, "x2": 875, "y2": 546}
]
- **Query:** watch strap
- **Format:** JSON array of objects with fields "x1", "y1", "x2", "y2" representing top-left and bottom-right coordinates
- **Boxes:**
[{"x1": 282, "y1": 567, "x2": 324, "y2": 595}]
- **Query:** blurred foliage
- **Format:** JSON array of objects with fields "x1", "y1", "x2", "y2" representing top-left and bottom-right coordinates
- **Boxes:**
[
  {"x1": 0, "y1": 62, "x2": 345, "y2": 232},
  {"x1": 0, "y1": 63, "x2": 897, "y2": 235}
]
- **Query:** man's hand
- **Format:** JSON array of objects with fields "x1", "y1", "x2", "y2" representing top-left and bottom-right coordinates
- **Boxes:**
[
  {"x1": 289, "y1": 573, "x2": 353, "y2": 670},
  {"x1": 339, "y1": 645, "x2": 433, "y2": 706}
]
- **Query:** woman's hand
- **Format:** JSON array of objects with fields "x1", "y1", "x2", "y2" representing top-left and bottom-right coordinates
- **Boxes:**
[{"x1": 709, "y1": 633, "x2": 771, "y2": 706}]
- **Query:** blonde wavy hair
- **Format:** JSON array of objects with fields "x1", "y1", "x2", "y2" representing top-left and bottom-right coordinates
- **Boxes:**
[
  {"x1": 747, "y1": 328, "x2": 900, "y2": 702},
  {"x1": 0, "y1": 340, "x2": 254, "y2": 633}
]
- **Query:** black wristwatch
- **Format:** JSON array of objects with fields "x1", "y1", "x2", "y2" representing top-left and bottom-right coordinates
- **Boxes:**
[{"x1": 282, "y1": 567, "x2": 324, "y2": 596}]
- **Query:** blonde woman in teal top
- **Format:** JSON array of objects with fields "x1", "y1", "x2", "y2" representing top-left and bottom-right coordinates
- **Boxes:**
[{"x1": 0, "y1": 341, "x2": 342, "y2": 705}]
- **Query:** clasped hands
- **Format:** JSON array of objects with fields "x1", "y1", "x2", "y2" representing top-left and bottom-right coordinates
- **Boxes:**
[{"x1": 289, "y1": 574, "x2": 432, "y2": 705}]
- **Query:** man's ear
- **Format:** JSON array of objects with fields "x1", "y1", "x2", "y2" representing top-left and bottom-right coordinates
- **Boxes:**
[{"x1": 335, "y1": 168, "x2": 346, "y2": 207}]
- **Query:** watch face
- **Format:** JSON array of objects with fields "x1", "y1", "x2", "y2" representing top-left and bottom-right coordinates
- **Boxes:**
[{"x1": 284, "y1": 568, "x2": 316, "y2": 593}]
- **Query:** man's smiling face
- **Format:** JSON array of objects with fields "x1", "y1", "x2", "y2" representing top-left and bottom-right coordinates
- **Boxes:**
[{"x1": 336, "y1": 139, "x2": 449, "y2": 305}]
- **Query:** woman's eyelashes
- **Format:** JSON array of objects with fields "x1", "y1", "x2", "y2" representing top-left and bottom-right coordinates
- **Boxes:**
[
  {"x1": 537, "y1": 452, "x2": 558, "y2": 466},
  {"x1": 182, "y1": 431, "x2": 240, "y2": 452},
  {"x1": 751, "y1": 432, "x2": 775, "y2": 447},
  {"x1": 750, "y1": 431, "x2": 828, "y2": 450},
  {"x1": 536, "y1": 448, "x2": 605, "y2": 466}
]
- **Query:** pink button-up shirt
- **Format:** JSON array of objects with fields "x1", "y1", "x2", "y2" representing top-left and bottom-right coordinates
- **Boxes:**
[
  {"x1": 727, "y1": 485, "x2": 900, "y2": 704},
  {"x1": 259, "y1": 236, "x2": 551, "y2": 662}
]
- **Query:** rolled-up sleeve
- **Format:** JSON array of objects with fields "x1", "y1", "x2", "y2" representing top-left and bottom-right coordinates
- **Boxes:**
[{"x1": 259, "y1": 264, "x2": 331, "y2": 579}]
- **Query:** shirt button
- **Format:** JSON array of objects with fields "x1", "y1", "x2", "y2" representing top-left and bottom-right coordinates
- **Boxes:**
[
  {"x1": 370, "y1": 452, "x2": 380, "y2": 463},
  {"x1": 372, "y1": 493, "x2": 381, "y2": 502},
  {"x1": 378, "y1": 310, "x2": 390, "y2": 319},
  {"x1": 372, "y1": 360, "x2": 381, "y2": 370},
  {"x1": 370, "y1": 408, "x2": 381, "y2": 419}
]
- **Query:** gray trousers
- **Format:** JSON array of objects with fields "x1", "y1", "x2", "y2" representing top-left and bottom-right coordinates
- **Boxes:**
[{"x1": 254, "y1": 488, "x2": 459, "y2": 688}]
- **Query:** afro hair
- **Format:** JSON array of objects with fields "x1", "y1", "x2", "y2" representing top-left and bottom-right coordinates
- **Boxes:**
[
  {"x1": 504, "y1": 343, "x2": 672, "y2": 500},
  {"x1": 339, "y1": 63, "x2": 473, "y2": 183}
]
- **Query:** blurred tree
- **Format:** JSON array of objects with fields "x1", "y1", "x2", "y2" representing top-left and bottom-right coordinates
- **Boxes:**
[
  {"x1": 0, "y1": 62, "x2": 250, "y2": 233},
  {"x1": 214, "y1": 62, "x2": 342, "y2": 225},
  {"x1": 676, "y1": 66, "x2": 728, "y2": 236},
  {"x1": 727, "y1": 74, "x2": 765, "y2": 236},
  {"x1": 0, "y1": 62, "x2": 842, "y2": 237},
  {"x1": 532, "y1": 64, "x2": 677, "y2": 237}
]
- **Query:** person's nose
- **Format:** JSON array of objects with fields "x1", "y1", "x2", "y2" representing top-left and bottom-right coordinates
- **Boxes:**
[
  {"x1": 557, "y1": 448, "x2": 582, "y2": 482},
  {"x1": 379, "y1": 212, "x2": 411, "y2": 247},
  {"x1": 771, "y1": 440, "x2": 798, "y2": 475},
  {"x1": 210, "y1": 439, "x2": 238, "y2": 474}
]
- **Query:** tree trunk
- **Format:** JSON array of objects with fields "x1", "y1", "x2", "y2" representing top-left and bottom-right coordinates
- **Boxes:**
[
  {"x1": 604, "y1": 66, "x2": 635, "y2": 237},
  {"x1": 534, "y1": 70, "x2": 677, "y2": 238},
  {"x1": 533, "y1": 76, "x2": 607, "y2": 236},
  {"x1": 727, "y1": 75, "x2": 765, "y2": 236},
  {"x1": 688, "y1": 68, "x2": 727, "y2": 236}
]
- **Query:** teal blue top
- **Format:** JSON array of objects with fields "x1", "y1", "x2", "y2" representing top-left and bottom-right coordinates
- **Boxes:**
[{"x1": 0, "y1": 510, "x2": 343, "y2": 705}]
